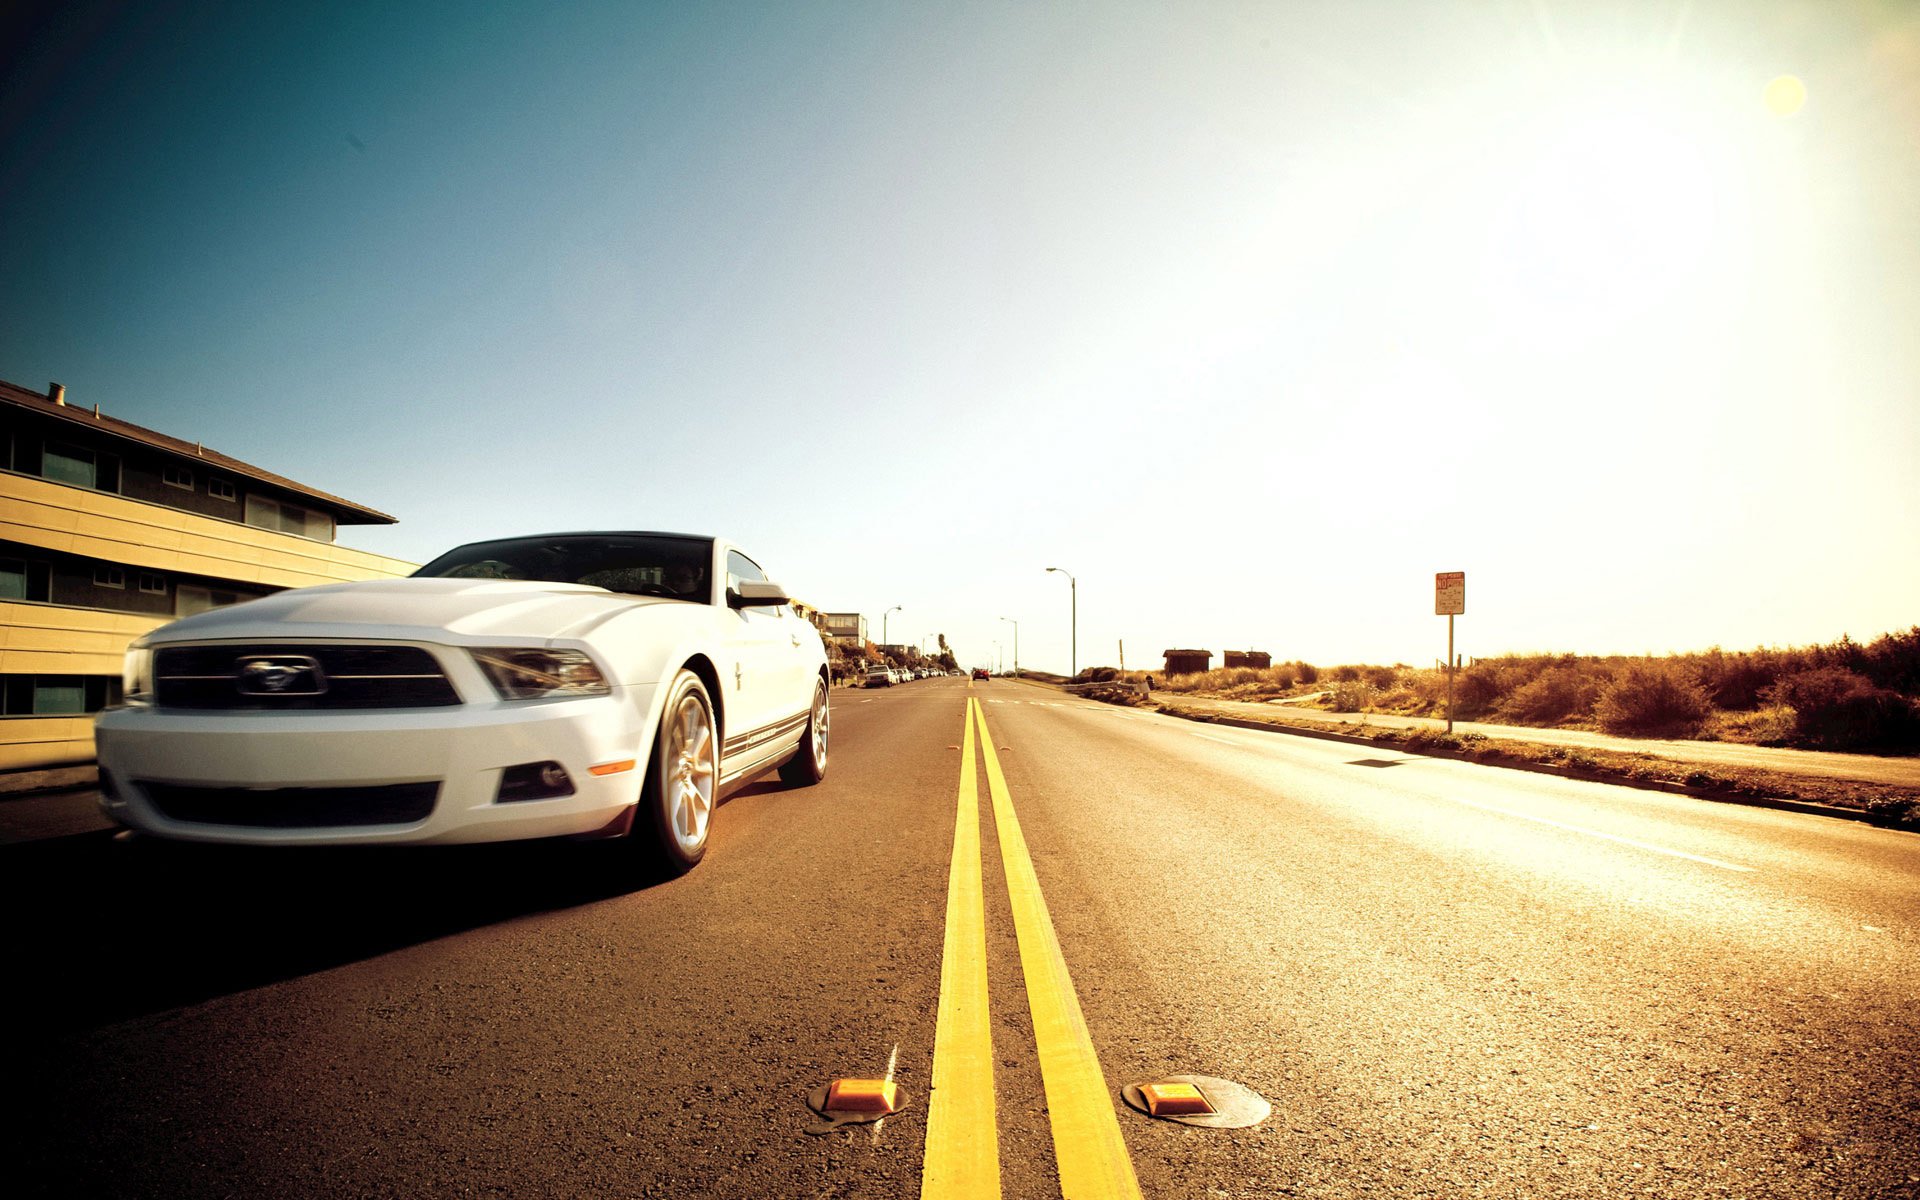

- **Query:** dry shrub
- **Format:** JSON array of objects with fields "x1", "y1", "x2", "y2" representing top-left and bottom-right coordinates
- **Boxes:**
[
  {"x1": 1765, "y1": 668, "x2": 1920, "y2": 750},
  {"x1": 1326, "y1": 681, "x2": 1375, "y2": 712},
  {"x1": 1451, "y1": 663, "x2": 1506, "y2": 719},
  {"x1": 1496, "y1": 666, "x2": 1601, "y2": 725},
  {"x1": 1595, "y1": 662, "x2": 1712, "y2": 737}
]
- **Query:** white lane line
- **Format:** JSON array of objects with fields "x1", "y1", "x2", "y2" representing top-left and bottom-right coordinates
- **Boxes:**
[
  {"x1": 1191, "y1": 731, "x2": 1241, "y2": 746},
  {"x1": 1442, "y1": 794, "x2": 1757, "y2": 873}
]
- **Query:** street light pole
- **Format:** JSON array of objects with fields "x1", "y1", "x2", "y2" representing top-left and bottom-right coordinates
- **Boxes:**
[
  {"x1": 999, "y1": 617, "x2": 1019, "y2": 677},
  {"x1": 1045, "y1": 567, "x2": 1076, "y2": 677},
  {"x1": 883, "y1": 605, "x2": 901, "y2": 646}
]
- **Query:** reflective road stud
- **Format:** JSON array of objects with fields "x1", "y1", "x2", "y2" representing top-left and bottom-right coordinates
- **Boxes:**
[
  {"x1": 825, "y1": 1078, "x2": 900, "y2": 1116},
  {"x1": 1139, "y1": 1082, "x2": 1215, "y2": 1117},
  {"x1": 1122, "y1": 1074, "x2": 1271, "y2": 1129}
]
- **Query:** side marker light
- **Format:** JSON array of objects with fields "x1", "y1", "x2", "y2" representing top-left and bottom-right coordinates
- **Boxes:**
[{"x1": 588, "y1": 759, "x2": 637, "y2": 776}]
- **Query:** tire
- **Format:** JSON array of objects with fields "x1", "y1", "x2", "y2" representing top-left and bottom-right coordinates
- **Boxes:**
[
  {"x1": 638, "y1": 669, "x2": 720, "y2": 875},
  {"x1": 779, "y1": 676, "x2": 830, "y2": 787}
]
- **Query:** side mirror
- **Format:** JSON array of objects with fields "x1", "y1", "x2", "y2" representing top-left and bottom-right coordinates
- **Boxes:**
[{"x1": 728, "y1": 580, "x2": 791, "y2": 608}]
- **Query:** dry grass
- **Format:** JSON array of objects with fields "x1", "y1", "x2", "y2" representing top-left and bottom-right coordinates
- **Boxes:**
[{"x1": 1145, "y1": 628, "x2": 1920, "y2": 753}]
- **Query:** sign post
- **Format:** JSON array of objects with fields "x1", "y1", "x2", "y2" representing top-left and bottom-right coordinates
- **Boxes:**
[{"x1": 1435, "y1": 572, "x2": 1465, "y2": 733}]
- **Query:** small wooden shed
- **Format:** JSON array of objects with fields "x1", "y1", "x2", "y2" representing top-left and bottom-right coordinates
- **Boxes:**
[
  {"x1": 1223, "y1": 650, "x2": 1272, "y2": 669},
  {"x1": 1161, "y1": 649, "x2": 1212, "y2": 677}
]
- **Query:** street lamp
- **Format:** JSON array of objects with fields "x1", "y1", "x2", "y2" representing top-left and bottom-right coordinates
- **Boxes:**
[
  {"x1": 883, "y1": 605, "x2": 901, "y2": 646},
  {"x1": 1045, "y1": 567, "x2": 1076, "y2": 677},
  {"x1": 999, "y1": 617, "x2": 1019, "y2": 678}
]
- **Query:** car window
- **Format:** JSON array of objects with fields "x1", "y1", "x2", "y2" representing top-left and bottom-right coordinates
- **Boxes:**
[
  {"x1": 725, "y1": 550, "x2": 767, "y2": 594},
  {"x1": 437, "y1": 558, "x2": 525, "y2": 580},
  {"x1": 415, "y1": 535, "x2": 713, "y2": 602}
]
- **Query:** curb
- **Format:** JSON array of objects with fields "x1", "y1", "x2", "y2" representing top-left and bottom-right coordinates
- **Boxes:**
[
  {"x1": 0, "y1": 763, "x2": 99, "y2": 798},
  {"x1": 1154, "y1": 707, "x2": 1897, "y2": 829}
]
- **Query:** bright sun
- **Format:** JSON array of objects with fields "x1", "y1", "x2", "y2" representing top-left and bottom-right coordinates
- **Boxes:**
[{"x1": 1764, "y1": 74, "x2": 1808, "y2": 118}]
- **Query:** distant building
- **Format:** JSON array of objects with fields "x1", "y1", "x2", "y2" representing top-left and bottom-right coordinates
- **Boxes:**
[
  {"x1": 1161, "y1": 649, "x2": 1212, "y2": 676},
  {"x1": 1223, "y1": 650, "x2": 1271, "y2": 669},
  {"x1": 0, "y1": 378, "x2": 414, "y2": 771},
  {"x1": 821, "y1": 612, "x2": 867, "y2": 644}
]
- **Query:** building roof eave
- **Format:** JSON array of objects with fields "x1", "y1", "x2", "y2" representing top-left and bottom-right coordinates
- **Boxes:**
[{"x1": 0, "y1": 381, "x2": 396, "y2": 525}]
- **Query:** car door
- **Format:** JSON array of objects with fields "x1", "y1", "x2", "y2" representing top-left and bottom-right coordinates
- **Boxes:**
[{"x1": 719, "y1": 548, "x2": 791, "y2": 767}]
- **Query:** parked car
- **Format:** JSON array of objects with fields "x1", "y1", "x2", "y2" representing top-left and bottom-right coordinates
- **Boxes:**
[
  {"x1": 865, "y1": 666, "x2": 894, "y2": 687},
  {"x1": 94, "y1": 532, "x2": 829, "y2": 876}
]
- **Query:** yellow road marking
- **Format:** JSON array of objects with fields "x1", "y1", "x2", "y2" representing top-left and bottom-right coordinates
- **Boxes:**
[
  {"x1": 921, "y1": 698, "x2": 1000, "y2": 1199},
  {"x1": 974, "y1": 701, "x2": 1143, "y2": 1200}
]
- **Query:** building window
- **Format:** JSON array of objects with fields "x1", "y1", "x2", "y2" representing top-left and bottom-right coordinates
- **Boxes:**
[
  {"x1": 0, "y1": 558, "x2": 52, "y2": 603},
  {"x1": 94, "y1": 566, "x2": 125, "y2": 589},
  {"x1": 43, "y1": 442, "x2": 96, "y2": 488},
  {"x1": 37, "y1": 441, "x2": 119, "y2": 492},
  {"x1": 209, "y1": 477, "x2": 237, "y2": 502},
  {"x1": 1, "y1": 675, "x2": 116, "y2": 716},
  {"x1": 244, "y1": 495, "x2": 335, "y2": 542},
  {"x1": 138, "y1": 572, "x2": 167, "y2": 595},
  {"x1": 163, "y1": 466, "x2": 194, "y2": 490},
  {"x1": 33, "y1": 677, "x2": 85, "y2": 715}
]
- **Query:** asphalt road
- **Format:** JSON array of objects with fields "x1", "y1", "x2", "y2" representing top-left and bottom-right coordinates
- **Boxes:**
[{"x1": 6, "y1": 678, "x2": 1916, "y2": 1199}]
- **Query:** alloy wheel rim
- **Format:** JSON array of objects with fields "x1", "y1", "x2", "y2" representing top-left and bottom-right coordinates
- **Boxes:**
[
  {"x1": 812, "y1": 684, "x2": 829, "y2": 770},
  {"x1": 667, "y1": 692, "x2": 715, "y2": 852}
]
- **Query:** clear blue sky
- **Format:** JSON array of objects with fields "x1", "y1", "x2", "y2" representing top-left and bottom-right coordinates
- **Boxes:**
[{"x1": 4, "y1": 1, "x2": 1915, "y2": 673}]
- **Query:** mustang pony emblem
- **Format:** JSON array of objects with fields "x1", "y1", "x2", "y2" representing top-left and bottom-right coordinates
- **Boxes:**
[{"x1": 236, "y1": 655, "x2": 326, "y2": 696}]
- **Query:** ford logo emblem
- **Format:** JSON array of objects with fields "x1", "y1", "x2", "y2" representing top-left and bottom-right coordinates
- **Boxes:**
[{"x1": 236, "y1": 655, "x2": 327, "y2": 697}]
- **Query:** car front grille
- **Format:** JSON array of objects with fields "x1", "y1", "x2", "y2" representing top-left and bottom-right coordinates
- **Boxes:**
[
  {"x1": 153, "y1": 644, "x2": 461, "y2": 709},
  {"x1": 140, "y1": 780, "x2": 440, "y2": 828}
]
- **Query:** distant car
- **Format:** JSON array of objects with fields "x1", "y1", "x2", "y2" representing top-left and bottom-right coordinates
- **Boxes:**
[
  {"x1": 94, "y1": 532, "x2": 830, "y2": 877},
  {"x1": 972, "y1": 667, "x2": 990, "y2": 680},
  {"x1": 865, "y1": 667, "x2": 894, "y2": 688}
]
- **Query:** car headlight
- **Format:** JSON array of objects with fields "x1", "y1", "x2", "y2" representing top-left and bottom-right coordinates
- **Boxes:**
[
  {"x1": 123, "y1": 641, "x2": 154, "y2": 707},
  {"x1": 472, "y1": 648, "x2": 611, "y2": 700}
]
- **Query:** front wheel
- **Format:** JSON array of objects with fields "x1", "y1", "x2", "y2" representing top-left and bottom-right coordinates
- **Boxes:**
[
  {"x1": 779, "y1": 677, "x2": 829, "y2": 786},
  {"x1": 638, "y1": 669, "x2": 720, "y2": 875}
]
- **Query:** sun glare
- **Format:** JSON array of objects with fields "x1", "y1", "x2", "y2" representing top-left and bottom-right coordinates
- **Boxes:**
[{"x1": 1763, "y1": 74, "x2": 1808, "y2": 118}]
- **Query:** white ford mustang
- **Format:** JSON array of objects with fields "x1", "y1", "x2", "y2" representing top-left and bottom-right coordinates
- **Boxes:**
[{"x1": 93, "y1": 532, "x2": 829, "y2": 874}]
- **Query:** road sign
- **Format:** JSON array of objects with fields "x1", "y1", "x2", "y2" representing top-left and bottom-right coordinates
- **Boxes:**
[{"x1": 1435, "y1": 572, "x2": 1465, "y2": 616}]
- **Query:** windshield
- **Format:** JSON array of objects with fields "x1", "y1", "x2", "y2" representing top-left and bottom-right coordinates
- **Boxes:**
[{"x1": 412, "y1": 534, "x2": 714, "y2": 602}]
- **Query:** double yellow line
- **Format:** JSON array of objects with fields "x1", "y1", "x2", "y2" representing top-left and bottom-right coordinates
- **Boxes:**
[{"x1": 922, "y1": 697, "x2": 1141, "y2": 1200}]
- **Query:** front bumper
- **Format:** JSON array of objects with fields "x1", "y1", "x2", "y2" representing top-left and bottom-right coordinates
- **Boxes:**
[{"x1": 94, "y1": 686, "x2": 657, "y2": 846}]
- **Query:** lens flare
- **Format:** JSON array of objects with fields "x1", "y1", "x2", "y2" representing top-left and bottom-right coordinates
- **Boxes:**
[{"x1": 1764, "y1": 75, "x2": 1807, "y2": 117}]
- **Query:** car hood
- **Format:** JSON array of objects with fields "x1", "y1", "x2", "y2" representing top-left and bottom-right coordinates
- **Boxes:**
[{"x1": 145, "y1": 577, "x2": 681, "y2": 644}]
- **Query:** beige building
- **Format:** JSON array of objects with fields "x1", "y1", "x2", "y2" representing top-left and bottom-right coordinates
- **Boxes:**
[{"x1": 0, "y1": 378, "x2": 414, "y2": 771}]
